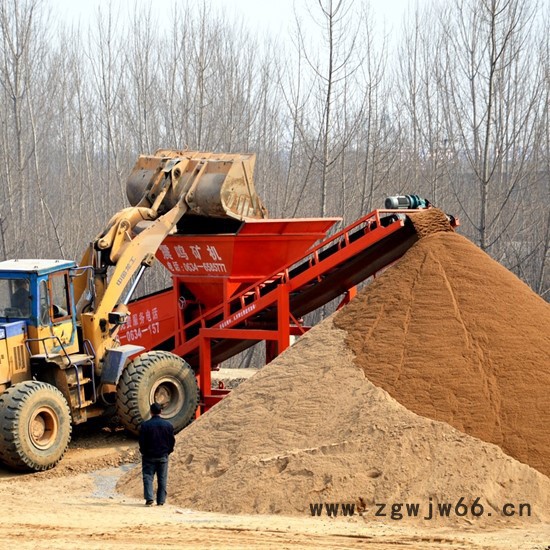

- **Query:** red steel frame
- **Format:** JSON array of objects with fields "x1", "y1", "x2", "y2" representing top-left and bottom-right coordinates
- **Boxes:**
[
  {"x1": 120, "y1": 207, "x2": 456, "y2": 413},
  {"x1": 172, "y1": 209, "x2": 428, "y2": 411}
]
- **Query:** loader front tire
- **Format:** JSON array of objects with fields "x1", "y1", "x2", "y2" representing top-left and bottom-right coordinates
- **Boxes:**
[
  {"x1": 0, "y1": 381, "x2": 72, "y2": 472},
  {"x1": 116, "y1": 351, "x2": 199, "y2": 436}
]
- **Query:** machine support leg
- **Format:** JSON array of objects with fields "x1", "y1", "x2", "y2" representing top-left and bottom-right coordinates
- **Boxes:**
[
  {"x1": 199, "y1": 332, "x2": 212, "y2": 413},
  {"x1": 336, "y1": 286, "x2": 357, "y2": 310},
  {"x1": 277, "y1": 284, "x2": 290, "y2": 356},
  {"x1": 266, "y1": 340, "x2": 277, "y2": 364}
]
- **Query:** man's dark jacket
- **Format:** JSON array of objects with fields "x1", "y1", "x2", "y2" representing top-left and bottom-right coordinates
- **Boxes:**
[{"x1": 139, "y1": 416, "x2": 175, "y2": 459}]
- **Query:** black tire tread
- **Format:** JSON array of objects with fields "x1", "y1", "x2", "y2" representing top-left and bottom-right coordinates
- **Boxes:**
[
  {"x1": 116, "y1": 351, "x2": 199, "y2": 435},
  {"x1": 0, "y1": 381, "x2": 72, "y2": 472}
]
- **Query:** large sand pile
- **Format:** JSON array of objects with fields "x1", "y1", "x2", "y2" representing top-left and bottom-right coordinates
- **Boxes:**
[
  {"x1": 120, "y1": 318, "x2": 550, "y2": 521},
  {"x1": 119, "y1": 210, "x2": 550, "y2": 520},
  {"x1": 334, "y1": 216, "x2": 550, "y2": 477}
]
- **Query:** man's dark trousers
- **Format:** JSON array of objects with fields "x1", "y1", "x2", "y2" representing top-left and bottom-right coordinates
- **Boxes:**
[{"x1": 142, "y1": 456, "x2": 169, "y2": 505}]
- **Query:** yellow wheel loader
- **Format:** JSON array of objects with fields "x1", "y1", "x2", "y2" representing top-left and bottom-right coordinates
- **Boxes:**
[{"x1": 0, "y1": 150, "x2": 266, "y2": 471}]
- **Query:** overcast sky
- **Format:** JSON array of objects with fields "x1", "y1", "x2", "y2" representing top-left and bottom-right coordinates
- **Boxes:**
[{"x1": 53, "y1": 0, "x2": 413, "y2": 40}]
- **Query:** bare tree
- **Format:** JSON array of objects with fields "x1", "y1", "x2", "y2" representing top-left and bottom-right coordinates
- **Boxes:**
[
  {"x1": 87, "y1": 3, "x2": 127, "y2": 213},
  {"x1": 439, "y1": 0, "x2": 543, "y2": 253},
  {"x1": 354, "y1": 5, "x2": 394, "y2": 217},
  {"x1": 396, "y1": 5, "x2": 457, "y2": 206},
  {"x1": 123, "y1": 3, "x2": 163, "y2": 154},
  {"x1": 0, "y1": 0, "x2": 71, "y2": 257},
  {"x1": 284, "y1": 0, "x2": 366, "y2": 217}
]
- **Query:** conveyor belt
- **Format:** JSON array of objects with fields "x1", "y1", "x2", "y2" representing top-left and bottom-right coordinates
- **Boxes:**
[{"x1": 178, "y1": 212, "x2": 420, "y2": 367}]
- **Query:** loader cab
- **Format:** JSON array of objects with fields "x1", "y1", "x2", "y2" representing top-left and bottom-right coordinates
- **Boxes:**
[{"x1": 0, "y1": 259, "x2": 79, "y2": 358}]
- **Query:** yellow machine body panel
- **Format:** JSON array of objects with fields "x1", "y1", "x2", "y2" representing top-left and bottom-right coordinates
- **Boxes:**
[
  {"x1": 26, "y1": 320, "x2": 79, "y2": 358},
  {"x1": 0, "y1": 322, "x2": 31, "y2": 389}
]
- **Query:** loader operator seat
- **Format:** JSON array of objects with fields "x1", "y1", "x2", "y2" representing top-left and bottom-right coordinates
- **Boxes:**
[
  {"x1": 53, "y1": 304, "x2": 68, "y2": 318},
  {"x1": 39, "y1": 302, "x2": 68, "y2": 324},
  {"x1": 11, "y1": 279, "x2": 30, "y2": 317},
  {"x1": 38, "y1": 275, "x2": 70, "y2": 324}
]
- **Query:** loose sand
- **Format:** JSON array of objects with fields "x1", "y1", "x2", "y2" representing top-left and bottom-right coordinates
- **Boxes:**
[
  {"x1": 119, "y1": 317, "x2": 549, "y2": 522},
  {"x1": 335, "y1": 220, "x2": 550, "y2": 477},
  {"x1": 1, "y1": 400, "x2": 549, "y2": 550},
  {"x1": 118, "y1": 209, "x2": 550, "y2": 528}
]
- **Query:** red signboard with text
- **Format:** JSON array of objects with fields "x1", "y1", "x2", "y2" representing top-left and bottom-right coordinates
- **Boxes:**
[{"x1": 118, "y1": 288, "x2": 177, "y2": 351}]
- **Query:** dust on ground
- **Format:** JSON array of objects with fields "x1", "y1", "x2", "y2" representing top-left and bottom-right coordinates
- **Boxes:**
[{"x1": 0, "y1": 429, "x2": 548, "y2": 550}]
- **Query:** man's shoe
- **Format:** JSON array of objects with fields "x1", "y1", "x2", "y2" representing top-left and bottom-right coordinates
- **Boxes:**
[
  {"x1": 157, "y1": 502, "x2": 164, "y2": 506},
  {"x1": 145, "y1": 500, "x2": 154, "y2": 506}
]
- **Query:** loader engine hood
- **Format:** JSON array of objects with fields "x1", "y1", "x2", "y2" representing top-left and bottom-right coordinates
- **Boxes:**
[
  {"x1": 0, "y1": 320, "x2": 26, "y2": 340},
  {"x1": 0, "y1": 320, "x2": 28, "y2": 385}
]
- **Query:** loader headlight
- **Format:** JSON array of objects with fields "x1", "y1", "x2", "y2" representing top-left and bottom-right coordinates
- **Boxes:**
[{"x1": 0, "y1": 328, "x2": 5, "y2": 339}]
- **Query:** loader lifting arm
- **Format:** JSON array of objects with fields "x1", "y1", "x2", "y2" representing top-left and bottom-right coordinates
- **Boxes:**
[{"x1": 74, "y1": 150, "x2": 267, "y2": 369}]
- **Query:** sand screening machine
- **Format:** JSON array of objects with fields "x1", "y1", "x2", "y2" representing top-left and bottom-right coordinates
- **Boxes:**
[
  {"x1": 120, "y1": 151, "x2": 457, "y2": 415},
  {"x1": 0, "y1": 147, "x2": 457, "y2": 472}
]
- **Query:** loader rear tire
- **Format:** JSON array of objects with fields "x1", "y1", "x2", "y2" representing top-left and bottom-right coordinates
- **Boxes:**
[
  {"x1": 116, "y1": 351, "x2": 199, "y2": 436},
  {"x1": 0, "y1": 381, "x2": 72, "y2": 472}
]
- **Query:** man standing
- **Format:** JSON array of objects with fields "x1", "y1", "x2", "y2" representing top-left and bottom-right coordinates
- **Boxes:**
[{"x1": 139, "y1": 402, "x2": 175, "y2": 506}]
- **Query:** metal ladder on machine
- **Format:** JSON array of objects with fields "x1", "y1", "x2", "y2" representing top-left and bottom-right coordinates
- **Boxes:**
[{"x1": 26, "y1": 336, "x2": 97, "y2": 423}]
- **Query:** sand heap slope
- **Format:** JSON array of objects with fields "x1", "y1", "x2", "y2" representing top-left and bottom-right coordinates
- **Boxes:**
[
  {"x1": 119, "y1": 212, "x2": 550, "y2": 519},
  {"x1": 120, "y1": 324, "x2": 550, "y2": 520},
  {"x1": 334, "y1": 224, "x2": 550, "y2": 478}
]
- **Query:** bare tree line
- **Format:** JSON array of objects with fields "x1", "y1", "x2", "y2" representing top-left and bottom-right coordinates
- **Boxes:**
[{"x1": 0, "y1": 0, "x2": 547, "y2": 299}]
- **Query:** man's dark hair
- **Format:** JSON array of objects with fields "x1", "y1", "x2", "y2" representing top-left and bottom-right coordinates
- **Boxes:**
[{"x1": 150, "y1": 402, "x2": 162, "y2": 415}]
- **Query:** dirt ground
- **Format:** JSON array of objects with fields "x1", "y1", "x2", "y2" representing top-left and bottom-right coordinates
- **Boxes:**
[{"x1": 0, "y1": 419, "x2": 548, "y2": 550}]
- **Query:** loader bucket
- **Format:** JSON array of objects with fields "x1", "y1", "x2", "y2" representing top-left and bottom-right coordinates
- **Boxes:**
[{"x1": 126, "y1": 149, "x2": 268, "y2": 220}]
